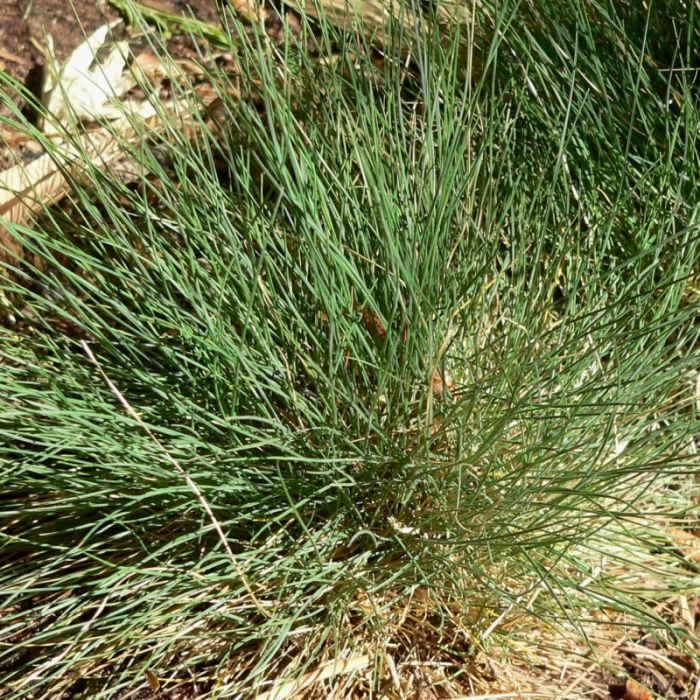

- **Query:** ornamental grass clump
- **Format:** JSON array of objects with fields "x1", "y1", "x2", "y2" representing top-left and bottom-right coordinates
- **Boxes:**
[{"x1": 0, "y1": 0, "x2": 698, "y2": 696}]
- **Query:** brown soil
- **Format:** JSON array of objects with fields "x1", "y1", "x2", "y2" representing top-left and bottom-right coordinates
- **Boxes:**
[{"x1": 2, "y1": 0, "x2": 219, "y2": 76}]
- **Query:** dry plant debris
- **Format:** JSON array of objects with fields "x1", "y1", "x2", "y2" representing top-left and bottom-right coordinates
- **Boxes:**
[{"x1": 0, "y1": 21, "x2": 220, "y2": 228}]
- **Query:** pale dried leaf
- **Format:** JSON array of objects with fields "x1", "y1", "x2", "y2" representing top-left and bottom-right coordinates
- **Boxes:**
[
  {"x1": 1, "y1": 86, "x2": 221, "y2": 228},
  {"x1": 43, "y1": 23, "x2": 135, "y2": 123},
  {"x1": 60, "y1": 23, "x2": 115, "y2": 79},
  {"x1": 0, "y1": 129, "x2": 124, "y2": 225},
  {"x1": 257, "y1": 655, "x2": 370, "y2": 700},
  {"x1": 132, "y1": 52, "x2": 199, "y2": 86},
  {"x1": 133, "y1": 52, "x2": 168, "y2": 84}
]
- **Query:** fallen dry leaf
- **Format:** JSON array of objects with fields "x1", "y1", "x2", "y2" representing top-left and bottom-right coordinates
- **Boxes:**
[
  {"x1": 621, "y1": 678, "x2": 654, "y2": 700},
  {"x1": 0, "y1": 87, "x2": 220, "y2": 228},
  {"x1": 42, "y1": 23, "x2": 137, "y2": 124},
  {"x1": 0, "y1": 124, "x2": 136, "y2": 225},
  {"x1": 431, "y1": 367, "x2": 455, "y2": 396},
  {"x1": 132, "y1": 52, "x2": 200, "y2": 85},
  {"x1": 361, "y1": 306, "x2": 386, "y2": 340},
  {"x1": 1, "y1": 39, "x2": 227, "y2": 231},
  {"x1": 132, "y1": 52, "x2": 167, "y2": 84},
  {"x1": 144, "y1": 669, "x2": 160, "y2": 692},
  {"x1": 257, "y1": 655, "x2": 370, "y2": 700}
]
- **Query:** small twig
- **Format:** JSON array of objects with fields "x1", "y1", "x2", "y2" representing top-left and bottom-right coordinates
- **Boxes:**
[
  {"x1": 81, "y1": 340, "x2": 270, "y2": 618},
  {"x1": 0, "y1": 48, "x2": 28, "y2": 64}
]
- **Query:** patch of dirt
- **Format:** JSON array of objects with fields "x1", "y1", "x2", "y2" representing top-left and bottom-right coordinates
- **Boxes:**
[
  {"x1": 0, "y1": 1, "x2": 38, "y2": 83},
  {"x1": 0, "y1": 2, "x2": 38, "y2": 169},
  {"x1": 20, "y1": 0, "x2": 121, "y2": 69},
  {"x1": 13, "y1": 0, "x2": 220, "y2": 69}
]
